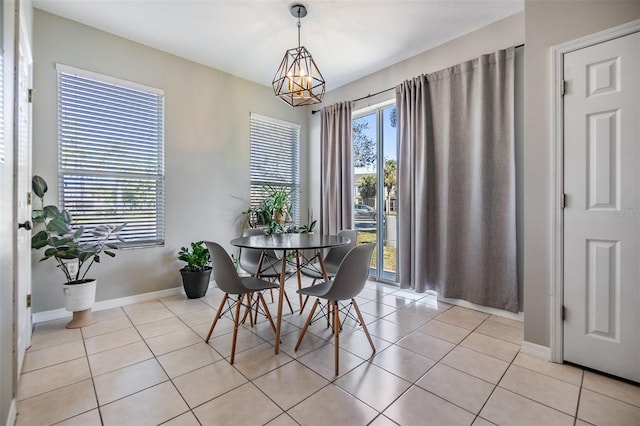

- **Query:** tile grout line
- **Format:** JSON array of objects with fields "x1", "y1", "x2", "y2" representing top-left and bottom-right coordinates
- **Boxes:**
[{"x1": 573, "y1": 369, "x2": 585, "y2": 426}]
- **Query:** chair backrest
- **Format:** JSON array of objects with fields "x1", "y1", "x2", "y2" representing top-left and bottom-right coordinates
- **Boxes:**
[
  {"x1": 323, "y1": 229, "x2": 357, "y2": 268},
  {"x1": 238, "y1": 228, "x2": 265, "y2": 275},
  {"x1": 204, "y1": 241, "x2": 247, "y2": 295},
  {"x1": 324, "y1": 243, "x2": 375, "y2": 301}
]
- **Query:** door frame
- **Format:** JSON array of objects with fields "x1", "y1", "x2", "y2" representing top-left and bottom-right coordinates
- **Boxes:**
[
  {"x1": 13, "y1": 6, "x2": 33, "y2": 378},
  {"x1": 550, "y1": 19, "x2": 640, "y2": 364}
]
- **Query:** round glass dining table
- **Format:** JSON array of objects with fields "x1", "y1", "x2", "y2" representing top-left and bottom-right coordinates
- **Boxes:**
[{"x1": 230, "y1": 233, "x2": 350, "y2": 354}]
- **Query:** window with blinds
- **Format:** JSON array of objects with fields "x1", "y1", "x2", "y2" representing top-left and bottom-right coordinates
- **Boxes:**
[
  {"x1": 249, "y1": 113, "x2": 300, "y2": 224},
  {"x1": 57, "y1": 64, "x2": 165, "y2": 247}
]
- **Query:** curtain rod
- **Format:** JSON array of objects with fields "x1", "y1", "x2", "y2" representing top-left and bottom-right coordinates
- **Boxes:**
[
  {"x1": 311, "y1": 43, "x2": 524, "y2": 115},
  {"x1": 311, "y1": 87, "x2": 394, "y2": 115}
]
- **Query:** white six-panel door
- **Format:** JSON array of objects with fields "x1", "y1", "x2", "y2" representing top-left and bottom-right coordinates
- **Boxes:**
[{"x1": 563, "y1": 31, "x2": 639, "y2": 382}]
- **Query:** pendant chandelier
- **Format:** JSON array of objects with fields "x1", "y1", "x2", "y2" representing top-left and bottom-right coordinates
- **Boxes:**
[{"x1": 272, "y1": 4, "x2": 325, "y2": 107}]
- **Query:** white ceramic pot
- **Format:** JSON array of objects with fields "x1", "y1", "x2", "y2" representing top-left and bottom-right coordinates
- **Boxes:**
[{"x1": 62, "y1": 279, "x2": 97, "y2": 312}]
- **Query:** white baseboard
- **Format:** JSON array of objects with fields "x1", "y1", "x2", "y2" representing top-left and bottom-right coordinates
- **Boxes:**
[
  {"x1": 32, "y1": 286, "x2": 184, "y2": 324},
  {"x1": 438, "y1": 297, "x2": 524, "y2": 322},
  {"x1": 5, "y1": 399, "x2": 16, "y2": 426},
  {"x1": 520, "y1": 341, "x2": 551, "y2": 360}
]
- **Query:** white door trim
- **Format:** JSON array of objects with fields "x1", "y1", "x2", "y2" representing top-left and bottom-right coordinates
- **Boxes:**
[{"x1": 550, "y1": 19, "x2": 640, "y2": 364}]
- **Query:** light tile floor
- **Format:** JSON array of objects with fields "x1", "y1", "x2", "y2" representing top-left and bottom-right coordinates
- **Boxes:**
[{"x1": 16, "y1": 281, "x2": 640, "y2": 426}]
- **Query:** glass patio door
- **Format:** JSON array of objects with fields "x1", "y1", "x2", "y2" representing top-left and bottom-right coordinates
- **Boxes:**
[{"x1": 352, "y1": 103, "x2": 397, "y2": 283}]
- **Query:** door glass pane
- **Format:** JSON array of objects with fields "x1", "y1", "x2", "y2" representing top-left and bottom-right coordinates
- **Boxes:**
[
  {"x1": 382, "y1": 105, "x2": 397, "y2": 281},
  {"x1": 352, "y1": 105, "x2": 397, "y2": 283},
  {"x1": 353, "y1": 112, "x2": 377, "y2": 276}
]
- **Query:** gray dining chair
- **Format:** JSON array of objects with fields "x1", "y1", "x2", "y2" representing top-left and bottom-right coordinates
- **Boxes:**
[
  {"x1": 299, "y1": 229, "x2": 357, "y2": 312},
  {"x1": 295, "y1": 243, "x2": 376, "y2": 376},
  {"x1": 238, "y1": 228, "x2": 294, "y2": 313},
  {"x1": 204, "y1": 241, "x2": 278, "y2": 364}
]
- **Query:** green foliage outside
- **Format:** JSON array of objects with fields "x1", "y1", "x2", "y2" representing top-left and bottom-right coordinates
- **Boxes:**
[
  {"x1": 353, "y1": 119, "x2": 376, "y2": 169},
  {"x1": 358, "y1": 174, "x2": 377, "y2": 201},
  {"x1": 357, "y1": 230, "x2": 397, "y2": 273}
]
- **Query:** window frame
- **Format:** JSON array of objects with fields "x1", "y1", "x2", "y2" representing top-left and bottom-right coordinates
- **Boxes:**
[
  {"x1": 249, "y1": 113, "x2": 301, "y2": 225},
  {"x1": 56, "y1": 64, "x2": 165, "y2": 248}
]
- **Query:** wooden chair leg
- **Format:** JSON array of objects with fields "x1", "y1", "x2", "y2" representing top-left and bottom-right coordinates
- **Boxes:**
[
  {"x1": 206, "y1": 293, "x2": 228, "y2": 343},
  {"x1": 333, "y1": 300, "x2": 340, "y2": 376},
  {"x1": 230, "y1": 295, "x2": 243, "y2": 364},
  {"x1": 352, "y1": 299, "x2": 375, "y2": 353},
  {"x1": 257, "y1": 292, "x2": 277, "y2": 334},
  {"x1": 295, "y1": 298, "x2": 319, "y2": 351},
  {"x1": 299, "y1": 279, "x2": 316, "y2": 314},
  {"x1": 247, "y1": 293, "x2": 256, "y2": 327},
  {"x1": 283, "y1": 288, "x2": 294, "y2": 314},
  {"x1": 241, "y1": 293, "x2": 256, "y2": 327}
]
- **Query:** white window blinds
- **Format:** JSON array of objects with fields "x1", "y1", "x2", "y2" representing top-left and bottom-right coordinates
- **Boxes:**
[
  {"x1": 57, "y1": 65, "x2": 165, "y2": 247},
  {"x1": 249, "y1": 113, "x2": 300, "y2": 224}
]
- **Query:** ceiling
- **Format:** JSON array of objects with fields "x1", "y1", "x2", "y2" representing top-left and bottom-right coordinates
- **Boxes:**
[{"x1": 33, "y1": 0, "x2": 524, "y2": 92}]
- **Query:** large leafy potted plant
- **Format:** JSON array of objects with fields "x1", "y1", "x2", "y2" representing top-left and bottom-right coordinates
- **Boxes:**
[
  {"x1": 31, "y1": 175, "x2": 125, "y2": 328},
  {"x1": 178, "y1": 241, "x2": 212, "y2": 298},
  {"x1": 266, "y1": 185, "x2": 292, "y2": 225}
]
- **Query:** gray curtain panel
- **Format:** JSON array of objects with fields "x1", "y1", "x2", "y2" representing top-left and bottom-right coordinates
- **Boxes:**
[
  {"x1": 320, "y1": 101, "x2": 354, "y2": 235},
  {"x1": 396, "y1": 47, "x2": 518, "y2": 312}
]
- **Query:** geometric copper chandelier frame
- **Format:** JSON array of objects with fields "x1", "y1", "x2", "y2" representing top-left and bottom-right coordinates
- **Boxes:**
[{"x1": 272, "y1": 4, "x2": 326, "y2": 107}]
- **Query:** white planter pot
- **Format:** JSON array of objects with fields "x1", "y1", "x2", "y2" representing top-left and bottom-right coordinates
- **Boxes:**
[{"x1": 63, "y1": 279, "x2": 97, "y2": 312}]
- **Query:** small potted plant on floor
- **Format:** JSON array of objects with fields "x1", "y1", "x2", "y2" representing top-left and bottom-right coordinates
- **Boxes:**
[
  {"x1": 178, "y1": 241, "x2": 212, "y2": 298},
  {"x1": 31, "y1": 175, "x2": 125, "y2": 328}
]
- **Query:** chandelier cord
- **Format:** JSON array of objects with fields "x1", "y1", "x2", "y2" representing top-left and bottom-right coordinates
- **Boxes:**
[{"x1": 297, "y1": 11, "x2": 301, "y2": 48}]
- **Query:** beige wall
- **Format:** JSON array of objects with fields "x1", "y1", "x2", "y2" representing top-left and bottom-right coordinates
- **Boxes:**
[
  {"x1": 523, "y1": 0, "x2": 640, "y2": 347},
  {"x1": 32, "y1": 10, "x2": 309, "y2": 312}
]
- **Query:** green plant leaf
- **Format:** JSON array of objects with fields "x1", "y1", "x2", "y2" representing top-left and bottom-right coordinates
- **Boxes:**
[
  {"x1": 46, "y1": 217, "x2": 70, "y2": 235},
  {"x1": 32, "y1": 209, "x2": 45, "y2": 223},
  {"x1": 31, "y1": 239, "x2": 48, "y2": 249},
  {"x1": 61, "y1": 210, "x2": 72, "y2": 223},
  {"x1": 32, "y1": 175, "x2": 47, "y2": 198},
  {"x1": 44, "y1": 248, "x2": 58, "y2": 257},
  {"x1": 104, "y1": 250, "x2": 115, "y2": 257},
  {"x1": 78, "y1": 252, "x2": 92, "y2": 262},
  {"x1": 54, "y1": 237, "x2": 73, "y2": 247},
  {"x1": 58, "y1": 252, "x2": 77, "y2": 260},
  {"x1": 43, "y1": 205, "x2": 60, "y2": 218}
]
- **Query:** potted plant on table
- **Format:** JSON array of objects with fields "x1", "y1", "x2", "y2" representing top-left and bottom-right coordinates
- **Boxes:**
[
  {"x1": 178, "y1": 241, "x2": 212, "y2": 298},
  {"x1": 266, "y1": 185, "x2": 292, "y2": 226},
  {"x1": 242, "y1": 185, "x2": 294, "y2": 235},
  {"x1": 30, "y1": 175, "x2": 125, "y2": 328}
]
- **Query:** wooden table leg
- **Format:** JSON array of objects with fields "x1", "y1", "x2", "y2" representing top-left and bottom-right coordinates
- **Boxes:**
[
  {"x1": 318, "y1": 250, "x2": 330, "y2": 281},
  {"x1": 274, "y1": 249, "x2": 287, "y2": 354},
  {"x1": 295, "y1": 250, "x2": 303, "y2": 308},
  {"x1": 318, "y1": 251, "x2": 332, "y2": 328}
]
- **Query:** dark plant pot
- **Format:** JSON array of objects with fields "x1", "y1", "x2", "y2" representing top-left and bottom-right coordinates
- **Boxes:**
[{"x1": 180, "y1": 267, "x2": 212, "y2": 299}]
